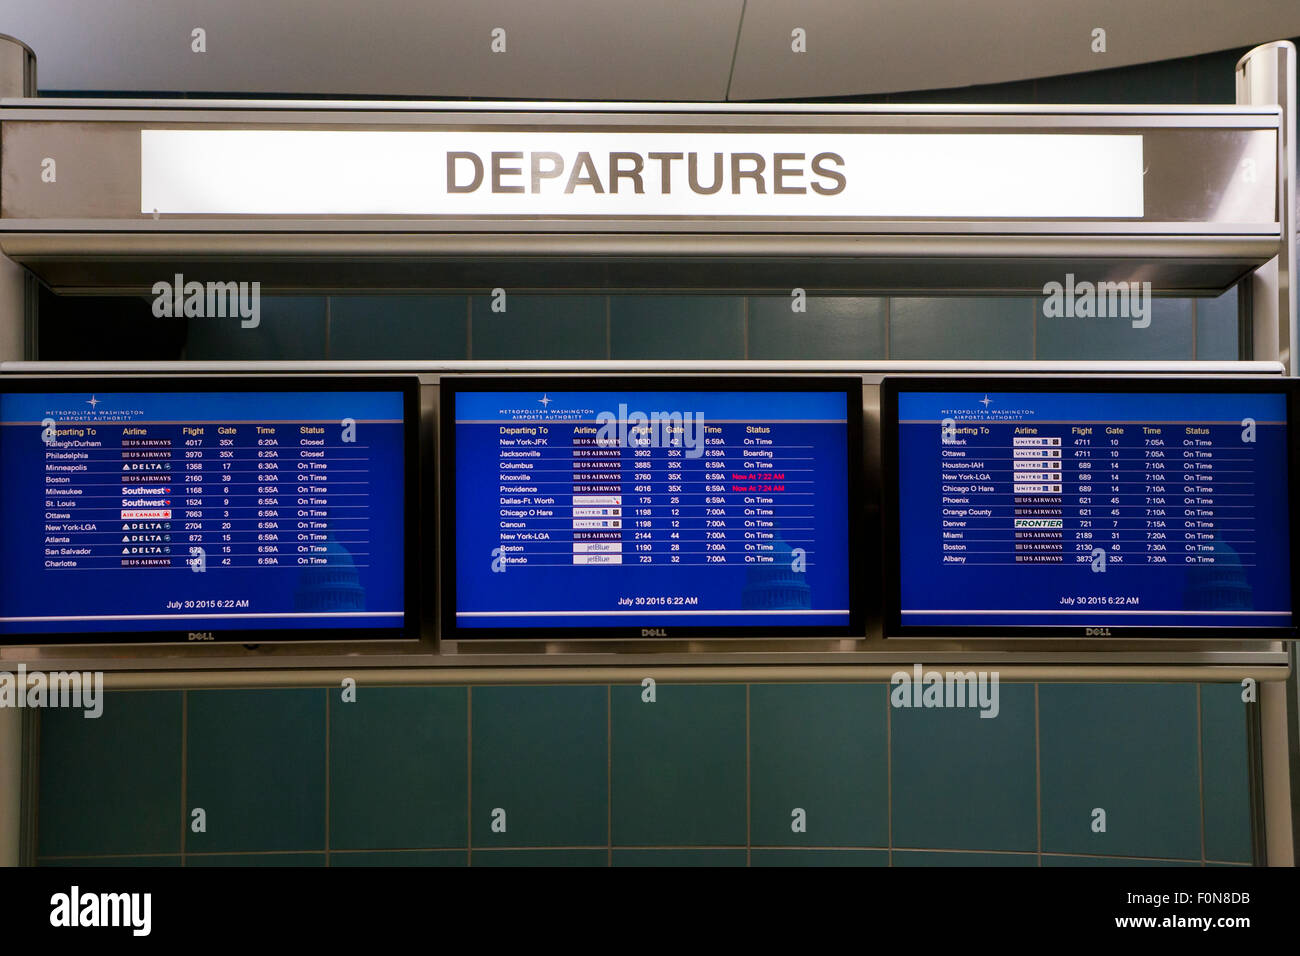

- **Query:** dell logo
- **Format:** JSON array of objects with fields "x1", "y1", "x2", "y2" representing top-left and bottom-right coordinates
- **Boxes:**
[
  {"x1": 187, "y1": 631, "x2": 215, "y2": 641},
  {"x1": 641, "y1": 628, "x2": 668, "y2": 638},
  {"x1": 1084, "y1": 627, "x2": 1112, "y2": 637}
]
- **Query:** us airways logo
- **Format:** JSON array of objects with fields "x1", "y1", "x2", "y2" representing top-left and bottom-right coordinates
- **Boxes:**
[{"x1": 151, "y1": 273, "x2": 260, "y2": 328}]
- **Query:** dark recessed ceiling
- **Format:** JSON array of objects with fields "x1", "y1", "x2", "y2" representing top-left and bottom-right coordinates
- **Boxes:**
[{"x1": 1, "y1": 0, "x2": 1298, "y2": 100}]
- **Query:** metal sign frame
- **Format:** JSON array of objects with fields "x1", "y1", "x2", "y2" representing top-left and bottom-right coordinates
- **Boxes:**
[
  {"x1": 0, "y1": 99, "x2": 1286, "y2": 297},
  {"x1": 0, "y1": 358, "x2": 1288, "y2": 675},
  {"x1": 0, "y1": 39, "x2": 1294, "y2": 866}
]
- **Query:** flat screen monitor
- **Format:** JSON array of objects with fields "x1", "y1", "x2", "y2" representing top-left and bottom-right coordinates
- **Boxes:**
[
  {"x1": 442, "y1": 376, "x2": 863, "y2": 639},
  {"x1": 0, "y1": 376, "x2": 419, "y2": 644},
  {"x1": 881, "y1": 377, "x2": 1298, "y2": 639}
]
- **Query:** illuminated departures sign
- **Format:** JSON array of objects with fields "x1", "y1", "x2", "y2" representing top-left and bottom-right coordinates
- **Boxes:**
[{"x1": 140, "y1": 130, "x2": 1145, "y2": 218}]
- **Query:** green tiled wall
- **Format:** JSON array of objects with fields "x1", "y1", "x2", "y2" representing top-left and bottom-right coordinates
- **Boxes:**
[
  {"x1": 27, "y1": 41, "x2": 1272, "y2": 869},
  {"x1": 35, "y1": 683, "x2": 1254, "y2": 866},
  {"x1": 37, "y1": 286, "x2": 1244, "y2": 362}
]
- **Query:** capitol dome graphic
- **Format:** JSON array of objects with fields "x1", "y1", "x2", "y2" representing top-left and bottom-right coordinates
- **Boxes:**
[
  {"x1": 1182, "y1": 532, "x2": 1253, "y2": 611},
  {"x1": 741, "y1": 526, "x2": 812, "y2": 611},
  {"x1": 294, "y1": 532, "x2": 367, "y2": 612}
]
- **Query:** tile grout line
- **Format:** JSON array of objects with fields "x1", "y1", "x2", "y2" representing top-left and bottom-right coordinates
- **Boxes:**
[
  {"x1": 742, "y1": 295, "x2": 749, "y2": 360},
  {"x1": 466, "y1": 685, "x2": 473, "y2": 867},
  {"x1": 176, "y1": 850, "x2": 330, "y2": 859},
  {"x1": 1191, "y1": 298, "x2": 1198, "y2": 360},
  {"x1": 607, "y1": 683, "x2": 613, "y2": 867},
  {"x1": 1031, "y1": 295, "x2": 1038, "y2": 359},
  {"x1": 886, "y1": 683, "x2": 893, "y2": 866},
  {"x1": 1035, "y1": 682, "x2": 1043, "y2": 866},
  {"x1": 180, "y1": 690, "x2": 188, "y2": 867},
  {"x1": 1197, "y1": 683, "x2": 1207, "y2": 866},
  {"x1": 29, "y1": 711, "x2": 41, "y2": 868},
  {"x1": 883, "y1": 297, "x2": 891, "y2": 359},
  {"x1": 465, "y1": 295, "x2": 473, "y2": 359},
  {"x1": 324, "y1": 688, "x2": 330, "y2": 865},
  {"x1": 745, "y1": 683, "x2": 751, "y2": 867},
  {"x1": 44, "y1": 847, "x2": 1250, "y2": 865}
]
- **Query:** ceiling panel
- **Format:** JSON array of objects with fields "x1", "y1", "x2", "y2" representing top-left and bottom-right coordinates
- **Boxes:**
[
  {"x1": 1, "y1": 0, "x2": 1298, "y2": 101},
  {"x1": 729, "y1": 0, "x2": 1300, "y2": 100},
  {"x1": 0, "y1": 0, "x2": 744, "y2": 100}
]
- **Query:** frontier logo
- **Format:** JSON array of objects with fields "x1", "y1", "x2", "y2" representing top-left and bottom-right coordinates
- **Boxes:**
[{"x1": 50, "y1": 886, "x2": 151, "y2": 936}]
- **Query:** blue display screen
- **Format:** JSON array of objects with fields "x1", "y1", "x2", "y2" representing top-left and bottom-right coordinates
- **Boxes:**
[
  {"x1": 451, "y1": 386, "x2": 853, "y2": 632},
  {"x1": 0, "y1": 387, "x2": 409, "y2": 639},
  {"x1": 895, "y1": 389, "x2": 1293, "y2": 630}
]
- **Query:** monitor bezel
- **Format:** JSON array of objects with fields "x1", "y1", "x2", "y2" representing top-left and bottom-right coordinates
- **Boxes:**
[
  {"x1": 0, "y1": 374, "x2": 421, "y2": 646},
  {"x1": 439, "y1": 374, "x2": 866, "y2": 641},
  {"x1": 880, "y1": 375, "x2": 1300, "y2": 640}
]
